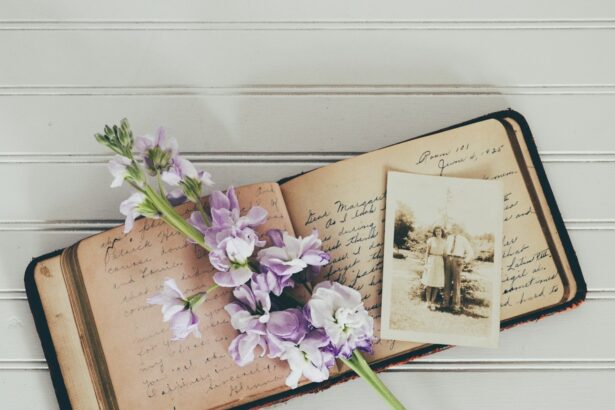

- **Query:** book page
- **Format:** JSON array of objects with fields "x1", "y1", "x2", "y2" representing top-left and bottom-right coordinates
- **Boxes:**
[
  {"x1": 504, "y1": 117, "x2": 577, "y2": 301},
  {"x1": 280, "y1": 118, "x2": 573, "y2": 360},
  {"x1": 34, "y1": 255, "x2": 99, "y2": 409},
  {"x1": 74, "y1": 183, "x2": 299, "y2": 409}
]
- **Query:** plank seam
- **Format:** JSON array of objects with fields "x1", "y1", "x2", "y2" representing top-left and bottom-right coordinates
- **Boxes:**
[
  {"x1": 1, "y1": 152, "x2": 614, "y2": 164},
  {"x1": 6, "y1": 85, "x2": 615, "y2": 96},
  {"x1": 2, "y1": 361, "x2": 615, "y2": 371},
  {"x1": 6, "y1": 20, "x2": 615, "y2": 31},
  {"x1": 1, "y1": 290, "x2": 612, "y2": 299}
]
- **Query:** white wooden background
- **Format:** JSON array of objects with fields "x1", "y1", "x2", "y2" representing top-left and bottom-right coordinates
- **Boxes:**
[{"x1": 1, "y1": 2, "x2": 614, "y2": 409}]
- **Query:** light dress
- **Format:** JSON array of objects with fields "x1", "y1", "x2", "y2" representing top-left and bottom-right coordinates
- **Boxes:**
[{"x1": 421, "y1": 237, "x2": 446, "y2": 288}]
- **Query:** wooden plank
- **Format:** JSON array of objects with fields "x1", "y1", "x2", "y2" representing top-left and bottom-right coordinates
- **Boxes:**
[
  {"x1": 0, "y1": 298, "x2": 609, "y2": 362},
  {"x1": 2, "y1": 94, "x2": 615, "y2": 154},
  {"x1": 0, "y1": 299, "x2": 45, "y2": 360},
  {"x1": 0, "y1": 231, "x2": 93, "y2": 289},
  {"x1": 0, "y1": 228, "x2": 610, "y2": 291},
  {"x1": 0, "y1": 162, "x2": 612, "y2": 220},
  {"x1": 2, "y1": 1, "x2": 615, "y2": 22},
  {"x1": 0, "y1": 371, "x2": 54, "y2": 410},
  {"x1": 288, "y1": 371, "x2": 615, "y2": 409},
  {"x1": 3, "y1": 31, "x2": 615, "y2": 87},
  {"x1": 0, "y1": 367, "x2": 613, "y2": 409}
]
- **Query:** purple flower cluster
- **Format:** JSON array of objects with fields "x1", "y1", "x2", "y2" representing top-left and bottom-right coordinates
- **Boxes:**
[
  {"x1": 257, "y1": 229, "x2": 330, "y2": 295},
  {"x1": 147, "y1": 184, "x2": 374, "y2": 388},
  {"x1": 190, "y1": 187, "x2": 268, "y2": 287},
  {"x1": 225, "y1": 277, "x2": 373, "y2": 388},
  {"x1": 149, "y1": 184, "x2": 372, "y2": 389},
  {"x1": 188, "y1": 187, "x2": 331, "y2": 292},
  {"x1": 100, "y1": 121, "x2": 392, "y2": 403}
]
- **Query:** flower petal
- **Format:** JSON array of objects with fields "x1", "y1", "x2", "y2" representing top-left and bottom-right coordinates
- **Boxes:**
[
  {"x1": 243, "y1": 206, "x2": 268, "y2": 227},
  {"x1": 301, "y1": 249, "x2": 331, "y2": 266},
  {"x1": 266, "y1": 229, "x2": 285, "y2": 247}
]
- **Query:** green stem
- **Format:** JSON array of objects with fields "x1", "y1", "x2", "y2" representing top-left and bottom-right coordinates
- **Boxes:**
[
  {"x1": 341, "y1": 351, "x2": 405, "y2": 410},
  {"x1": 143, "y1": 185, "x2": 211, "y2": 252},
  {"x1": 188, "y1": 284, "x2": 219, "y2": 309},
  {"x1": 156, "y1": 172, "x2": 166, "y2": 197}
]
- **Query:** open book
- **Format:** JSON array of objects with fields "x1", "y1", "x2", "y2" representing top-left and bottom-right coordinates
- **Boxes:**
[{"x1": 25, "y1": 110, "x2": 586, "y2": 409}]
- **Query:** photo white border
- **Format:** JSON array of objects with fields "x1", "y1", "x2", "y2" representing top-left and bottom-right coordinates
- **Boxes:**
[{"x1": 380, "y1": 171, "x2": 503, "y2": 348}]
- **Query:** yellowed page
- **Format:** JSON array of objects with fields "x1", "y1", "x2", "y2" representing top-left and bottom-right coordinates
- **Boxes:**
[
  {"x1": 74, "y1": 183, "x2": 299, "y2": 409},
  {"x1": 504, "y1": 117, "x2": 577, "y2": 302},
  {"x1": 35, "y1": 256, "x2": 99, "y2": 409},
  {"x1": 280, "y1": 118, "x2": 572, "y2": 360}
]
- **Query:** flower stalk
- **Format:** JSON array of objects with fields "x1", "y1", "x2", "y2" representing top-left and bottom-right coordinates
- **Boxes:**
[
  {"x1": 342, "y1": 351, "x2": 405, "y2": 410},
  {"x1": 142, "y1": 185, "x2": 211, "y2": 251}
]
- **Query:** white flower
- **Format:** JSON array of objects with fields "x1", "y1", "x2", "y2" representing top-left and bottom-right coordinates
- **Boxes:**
[
  {"x1": 119, "y1": 192, "x2": 146, "y2": 233},
  {"x1": 147, "y1": 277, "x2": 202, "y2": 340},
  {"x1": 305, "y1": 281, "x2": 374, "y2": 359},
  {"x1": 107, "y1": 155, "x2": 132, "y2": 188},
  {"x1": 279, "y1": 329, "x2": 335, "y2": 388}
]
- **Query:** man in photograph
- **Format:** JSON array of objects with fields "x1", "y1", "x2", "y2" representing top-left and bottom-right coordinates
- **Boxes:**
[{"x1": 444, "y1": 224, "x2": 474, "y2": 312}]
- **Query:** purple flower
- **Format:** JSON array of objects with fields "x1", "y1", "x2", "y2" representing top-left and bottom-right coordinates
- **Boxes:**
[
  {"x1": 147, "y1": 277, "x2": 202, "y2": 340},
  {"x1": 266, "y1": 308, "x2": 309, "y2": 358},
  {"x1": 228, "y1": 281, "x2": 272, "y2": 328},
  {"x1": 194, "y1": 187, "x2": 268, "y2": 287},
  {"x1": 254, "y1": 270, "x2": 295, "y2": 297},
  {"x1": 227, "y1": 333, "x2": 268, "y2": 367},
  {"x1": 108, "y1": 155, "x2": 132, "y2": 188},
  {"x1": 135, "y1": 127, "x2": 178, "y2": 174},
  {"x1": 225, "y1": 283, "x2": 272, "y2": 366},
  {"x1": 257, "y1": 229, "x2": 330, "y2": 286},
  {"x1": 204, "y1": 187, "x2": 267, "y2": 248},
  {"x1": 305, "y1": 281, "x2": 374, "y2": 359},
  {"x1": 161, "y1": 156, "x2": 213, "y2": 203},
  {"x1": 161, "y1": 156, "x2": 196, "y2": 185},
  {"x1": 210, "y1": 188, "x2": 268, "y2": 231},
  {"x1": 187, "y1": 210, "x2": 209, "y2": 241},
  {"x1": 209, "y1": 235, "x2": 256, "y2": 287},
  {"x1": 279, "y1": 329, "x2": 335, "y2": 389}
]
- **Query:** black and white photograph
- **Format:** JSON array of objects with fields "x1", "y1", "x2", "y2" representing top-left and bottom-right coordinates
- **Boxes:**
[{"x1": 381, "y1": 172, "x2": 503, "y2": 348}]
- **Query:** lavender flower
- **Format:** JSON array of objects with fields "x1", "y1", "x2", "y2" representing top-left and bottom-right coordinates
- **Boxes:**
[
  {"x1": 119, "y1": 192, "x2": 158, "y2": 233},
  {"x1": 147, "y1": 277, "x2": 202, "y2": 340},
  {"x1": 227, "y1": 332, "x2": 268, "y2": 367},
  {"x1": 265, "y1": 308, "x2": 309, "y2": 358},
  {"x1": 305, "y1": 281, "x2": 374, "y2": 359},
  {"x1": 161, "y1": 156, "x2": 213, "y2": 203},
  {"x1": 208, "y1": 235, "x2": 256, "y2": 287},
  {"x1": 257, "y1": 229, "x2": 330, "y2": 291},
  {"x1": 203, "y1": 187, "x2": 267, "y2": 248},
  {"x1": 279, "y1": 329, "x2": 335, "y2": 389},
  {"x1": 135, "y1": 127, "x2": 178, "y2": 174},
  {"x1": 225, "y1": 283, "x2": 272, "y2": 366},
  {"x1": 254, "y1": 269, "x2": 294, "y2": 297},
  {"x1": 193, "y1": 187, "x2": 268, "y2": 287}
]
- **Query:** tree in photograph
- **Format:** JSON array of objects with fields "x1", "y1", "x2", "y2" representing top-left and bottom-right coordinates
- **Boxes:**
[{"x1": 394, "y1": 203, "x2": 415, "y2": 249}]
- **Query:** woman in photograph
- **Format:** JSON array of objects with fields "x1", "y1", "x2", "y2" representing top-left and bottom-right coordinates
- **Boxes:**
[{"x1": 421, "y1": 226, "x2": 447, "y2": 310}]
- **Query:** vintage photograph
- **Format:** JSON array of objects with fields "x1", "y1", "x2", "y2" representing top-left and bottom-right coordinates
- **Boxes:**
[{"x1": 381, "y1": 172, "x2": 503, "y2": 348}]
